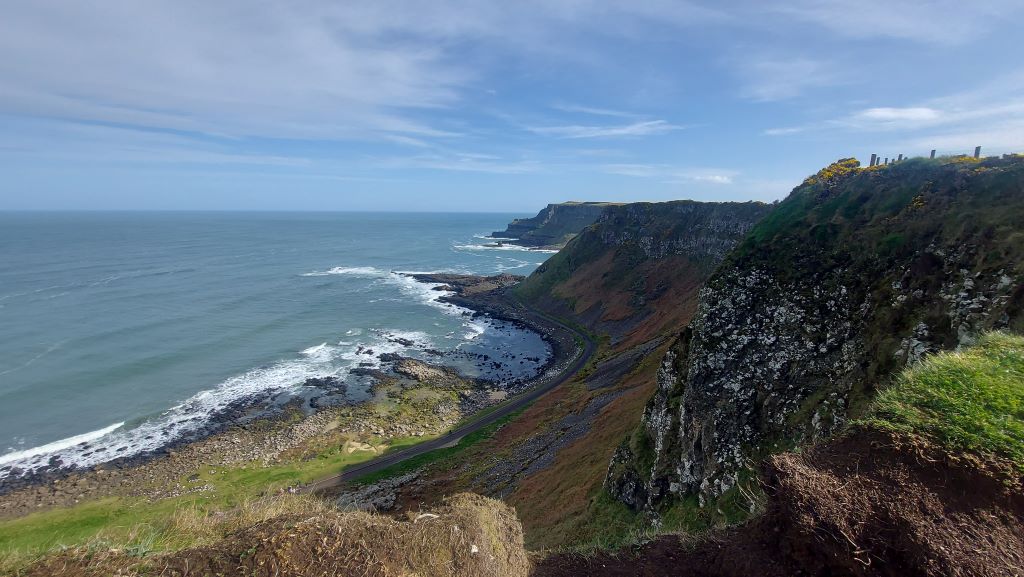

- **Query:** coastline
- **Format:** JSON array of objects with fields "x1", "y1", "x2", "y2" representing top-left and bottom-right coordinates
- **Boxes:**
[{"x1": 0, "y1": 273, "x2": 580, "y2": 522}]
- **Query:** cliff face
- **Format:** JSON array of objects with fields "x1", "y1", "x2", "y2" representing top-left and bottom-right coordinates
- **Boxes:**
[
  {"x1": 516, "y1": 200, "x2": 772, "y2": 349},
  {"x1": 393, "y1": 200, "x2": 769, "y2": 549},
  {"x1": 492, "y1": 202, "x2": 615, "y2": 249},
  {"x1": 607, "y1": 156, "x2": 1024, "y2": 512}
]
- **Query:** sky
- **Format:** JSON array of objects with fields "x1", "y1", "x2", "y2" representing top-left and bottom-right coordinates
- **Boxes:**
[{"x1": 1, "y1": 1, "x2": 1023, "y2": 212}]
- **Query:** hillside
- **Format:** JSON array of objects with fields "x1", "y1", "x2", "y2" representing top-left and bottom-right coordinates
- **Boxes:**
[
  {"x1": 490, "y1": 202, "x2": 617, "y2": 249},
  {"x1": 368, "y1": 199, "x2": 770, "y2": 549},
  {"x1": 17, "y1": 493, "x2": 531, "y2": 577},
  {"x1": 541, "y1": 332, "x2": 1024, "y2": 576},
  {"x1": 7, "y1": 156, "x2": 1024, "y2": 576},
  {"x1": 606, "y1": 155, "x2": 1024, "y2": 516},
  {"x1": 516, "y1": 200, "x2": 771, "y2": 349}
]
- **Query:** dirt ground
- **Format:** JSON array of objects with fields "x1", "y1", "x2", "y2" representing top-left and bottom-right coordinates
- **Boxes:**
[{"x1": 535, "y1": 429, "x2": 1024, "y2": 577}]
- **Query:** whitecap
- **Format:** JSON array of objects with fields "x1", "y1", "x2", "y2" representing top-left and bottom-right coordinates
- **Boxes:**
[
  {"x1": 300, "y1": 342, "x2": 333, "y2": 362},
  {"x1": 0, "y1": 422, "x2": 124, "y2": 467},
  {"x1": 453, "y1": 243, "x2": 558, "y2": 254},
  {"x1": 301, "y1": 266, "x2": 383, "y2": 277}
]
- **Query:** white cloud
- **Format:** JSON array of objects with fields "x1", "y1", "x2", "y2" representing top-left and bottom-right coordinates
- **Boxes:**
[
  {"x1": 0, "y1": 0, "x2": 725, "y2": 146},
  {"x1": 855, "y1": 107, "x2": 942, "y2": 122},
  {"x1": 0, "y1": 2, "x2": 472, "y2": 143},
  {"x1": 528, "y1": 120, "x2": 685, "y2": 139},
  {"x1": 690, "y1": 174, "x2": 734, "y2": 184}
]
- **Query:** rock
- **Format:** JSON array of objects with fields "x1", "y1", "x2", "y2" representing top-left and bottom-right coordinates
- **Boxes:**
[{"x1": 607, "y1": 156, "x2": 1024, "y2": 514}]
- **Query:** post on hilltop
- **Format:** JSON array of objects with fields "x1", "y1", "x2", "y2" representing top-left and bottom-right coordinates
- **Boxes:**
[
  {"x1": 870, "y1": 153, "x2": 877, "y2": 166},
  {"x1": 898, "y1": 154, "x2": 903, "y2": 162},
  {"x1": 974, "y1": 146, "x2": 981, "y2": 159},
  {"x1": 930, "y1": 149, "x2": 936, "y2": 159}
]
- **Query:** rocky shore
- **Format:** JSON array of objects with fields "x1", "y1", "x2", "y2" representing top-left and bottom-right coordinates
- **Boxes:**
[
  {"x1": 0, "y1": 273, "x2": 580, "y2": 522},
  {"x1": 408, "y1": 273, "x2": 581, "y2": 373}
]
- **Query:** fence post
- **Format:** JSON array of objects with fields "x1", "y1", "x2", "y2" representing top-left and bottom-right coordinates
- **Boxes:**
[
  {"x1": 930, "y1": 149, "x2": 936, "y2": 159},
  {"x1": 870, "y1": 154, "x2": 877, "y2": 166},
  {"x1": 974, "y1": 146, "x2": 981, "y2": 159},
  {"x1": 897, "y1": 154, "x2": 903, "y2": 162}
]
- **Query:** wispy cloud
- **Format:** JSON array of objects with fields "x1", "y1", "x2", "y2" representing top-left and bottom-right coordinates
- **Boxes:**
[
  {"x1": 549, "y1": 103, "x2": 642, "y2": 118},
  {"x1": 375, "y1": 150, "x2": 541, "y2": 174},
  {"x1": 763, "y1": 72, "x2": 1024, "y2": 155},
  {"x1": 528, "y1": 120, "x2": 685, "y2": 139},
  {"x1": 762, "y1": 126, "x2": 807, "y2": 136},
  {"x1": 854, "y1": 107, "x2": 942, "y2": 123},
  {"x1": 732, "y1": 56, "x2": 841, "y2": 101},
  {"x1": 772, "y1": 0, "x2": 1023, "y2": 45},
  {"x1": 602, "y1": 163, "x2": 736, "y2": 184}
]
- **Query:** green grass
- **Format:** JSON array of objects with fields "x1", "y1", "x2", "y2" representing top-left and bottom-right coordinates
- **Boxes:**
[
  {"x1": 0, "y1": 435, "x2": 416, "y2": 569},
  {"x1": 862, "y1": 331, "x2": 1024, "y2": 470},
  {"x1": 353, "y1": 410, "x2": 523, "y2": 485}
]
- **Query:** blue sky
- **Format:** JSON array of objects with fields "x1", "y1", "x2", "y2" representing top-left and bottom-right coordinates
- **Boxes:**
[{"x1": 1, "y1": 1, "x2": 1023, "y2": 212}]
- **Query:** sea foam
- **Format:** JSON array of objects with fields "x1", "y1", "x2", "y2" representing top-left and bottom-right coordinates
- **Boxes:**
[
  {"x1": 0, "y1": 422, "x2": 124, "y2": 467},
  {"x1": 0, "y1": 271, "x2": 483, "y2": 480}
]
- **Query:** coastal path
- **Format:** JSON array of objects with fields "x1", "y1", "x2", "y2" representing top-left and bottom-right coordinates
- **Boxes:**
[{"x1": 305, "y1": 305, "x2": 596, "y2": 492}]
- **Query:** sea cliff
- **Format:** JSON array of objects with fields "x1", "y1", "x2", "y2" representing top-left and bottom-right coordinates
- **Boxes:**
[
  {"x1": 490, "y1": 201, "x2": 616, "y2": 249},
  {"x1": 606, "y1": 155, "x2": 1024, "y2": 513}
]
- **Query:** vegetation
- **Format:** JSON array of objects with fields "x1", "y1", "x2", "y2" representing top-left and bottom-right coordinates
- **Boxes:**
[
  {"x1": 353, "y1": 410, "x2": 523, "y2": 485},
  {"x1": 10, "y1": 494, "x2": 530, "y2": 577},
  {"x1": 0, "y1": 439, "x2": 394, "y2": 574},
  {"x1": 863, "y1": 331, "x2": 1024, "y2": 471},
  {"x1": 801, "y1": 157, "x2": 861, "y2": 187}
]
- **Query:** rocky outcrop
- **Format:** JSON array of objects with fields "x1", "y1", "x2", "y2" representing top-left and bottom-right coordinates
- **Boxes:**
[
  {"x1": 517, "y1": 200, "x2": 772, "y2": 348},
  {"x1": 491, "y1": 202, "x2": 614, "y2": 248},
  {"x1": 607, "y1": 156, "x2": 1024, "y2": 513}
]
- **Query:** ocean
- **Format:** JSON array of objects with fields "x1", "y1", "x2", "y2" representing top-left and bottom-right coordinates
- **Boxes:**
[{"x1": 0, "y1": 211, "x2": 552, "y2": 481}]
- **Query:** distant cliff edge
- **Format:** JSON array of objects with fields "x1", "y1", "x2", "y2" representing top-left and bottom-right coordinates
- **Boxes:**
[{"x1": 491, "y1": 201, "x2": 618, "y2": 249}]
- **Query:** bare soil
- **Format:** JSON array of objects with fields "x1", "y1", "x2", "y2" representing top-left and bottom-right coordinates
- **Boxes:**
[{"x1": 535, "y1": 428, "x2": 1024, "y2": 577}]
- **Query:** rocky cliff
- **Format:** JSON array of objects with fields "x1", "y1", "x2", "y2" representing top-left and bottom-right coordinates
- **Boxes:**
[
  {"x1": 491, "y1": 201, "x2": 616, "y2": 249},
  {"x1": 606, "y1": 155, "x2": 1024, "y2": 513},
  {"x1": 516, "y1": 200, "x2": 772, "y2": 349}
]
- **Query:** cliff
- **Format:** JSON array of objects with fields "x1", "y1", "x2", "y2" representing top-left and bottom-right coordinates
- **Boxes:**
[
  {"x1": 491, "y1": 201, "x2": 617, "y2": 249},
  {"x1": 606, "y1": 155, "x2": 1024, "y2": 514},
  {"x1": 383, "y1": 199, "x2": 772, "y2": 550},
  {"x1": 516, "y1": 200, "x2": 772, "y2": 349}
]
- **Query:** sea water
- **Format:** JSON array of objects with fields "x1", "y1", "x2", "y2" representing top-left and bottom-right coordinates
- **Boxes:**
[{"x1": 0, "y1": 211, "x2": 553, "y2": 480}]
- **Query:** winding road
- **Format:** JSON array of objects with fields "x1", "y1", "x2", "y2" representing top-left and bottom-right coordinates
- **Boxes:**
[{"x1": 306, "y1": 306, "x2": 596, "y2": 493}]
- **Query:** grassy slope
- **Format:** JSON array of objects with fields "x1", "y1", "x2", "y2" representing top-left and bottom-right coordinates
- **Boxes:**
[
  {"x1": 863, "y1": 331, "x2": 1024, "y2": 470},
  {"x1": 0, "y1": 436, "x2": 416, "y2": 570},
  {"x1": 545, "y1": 156, "x2": 1024, "y2": 551},
  {"x1": 517, "y1": 200, "x2": 770, "y2": 351},
  {"x1": 0, "y1": 372, "x2": 510, "y2": 572}
]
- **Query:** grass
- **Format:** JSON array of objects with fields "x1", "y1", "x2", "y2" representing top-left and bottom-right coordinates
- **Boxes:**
[
  {"x1": 862, "y1": 331, "x2": 1024, "y2": 471},
  {"x1": 0, "y1": 402, "x2": 525, "y2": 574},
  {"x1": 0, "y1": 493, "x2": 333, "y2": 574},
  {"x1": 353, "y1": 410, "x2": 523, "y2": 485},
  {"x1": 8, "y1": 494, "x2": 532, "y2": 577},
  {"x1": 0, "y1": 447, "x2": 375, "y2": 571}
]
